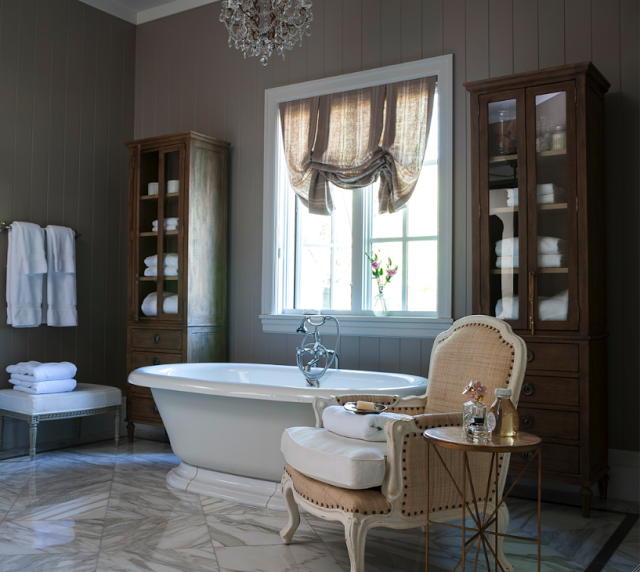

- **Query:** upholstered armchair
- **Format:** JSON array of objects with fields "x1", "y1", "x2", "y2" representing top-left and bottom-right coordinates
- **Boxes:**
[{"x1": 279, "y1": 315, "x2": 527, "y2": 572}]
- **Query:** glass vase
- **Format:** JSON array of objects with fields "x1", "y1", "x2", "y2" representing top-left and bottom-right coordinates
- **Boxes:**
[
  {"x1": 373, "y1": 289, "x2": 388, "y2": 317},
  {"x1": 463, "y1": 400, "x2": 487, "y2": 437}
]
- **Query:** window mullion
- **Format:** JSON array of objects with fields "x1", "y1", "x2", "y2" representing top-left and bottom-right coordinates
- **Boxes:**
[{"x1": 401, "y1": 208, "x2": 408, "y2": 311}]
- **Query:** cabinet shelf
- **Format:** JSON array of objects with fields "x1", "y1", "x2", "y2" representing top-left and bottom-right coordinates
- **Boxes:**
[
  {"x1": 140, "y1": 193, "x2": 179, "y2": 201},
  {"x1": 138, "y1": 276, "x2": 179, "y2": 281},
  {"x1": 140, "y1": 230, "x2": 179, "y2": 237},
  {"x1": 489, "y1": 153, "x2": 518, "y2": 164},
  {"x1": 490, "y1": 203, "x2": 568, "y2": 214},
  {"x1": 490, "y1": 267, "x2": 569, "y2": 274}
]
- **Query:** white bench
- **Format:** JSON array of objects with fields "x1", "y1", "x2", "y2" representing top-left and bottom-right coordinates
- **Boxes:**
[{"x1": 0, "y1": 383, "x2": 122, "y2": 460}]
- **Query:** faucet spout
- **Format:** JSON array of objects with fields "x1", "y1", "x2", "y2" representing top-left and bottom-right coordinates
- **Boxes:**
[{"x1": 295, "y1": 315, "x2": 340, "y2": 388}]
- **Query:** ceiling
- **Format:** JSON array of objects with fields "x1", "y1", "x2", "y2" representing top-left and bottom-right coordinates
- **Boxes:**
[{"x1": 79, "y1": 0, "x2": 218, "y2": 25}]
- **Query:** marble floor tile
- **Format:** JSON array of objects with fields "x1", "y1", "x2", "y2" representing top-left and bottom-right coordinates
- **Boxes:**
[
  {"x1": 115, "y1": 452, "x2": 180, "y2": 473},
  {"x1": 0, "y1": 553, "x2": 99, "y2": 571},
  {"x1": 96, "y1": 548, "x2": 219, "y2": 572},
  {"x1": 0, "y1": 518, "x2": 103, "y2": 554},
  {"x1": 111, "y1": 469, "x2": 171, "y2": 494},
  {"x1": 205, "y1": 506, "x2": 321, "y2": 547},
  {"x1": 21, "y1": 467, "x2": 114, "y2": 497},
  {"x1": 0, "y1": 493, "x2": 18, "y2": 514},
  {"x1": 106, "y1": 489, "x2": 204, "y2": 520},
  {"x1": 215, "y1": 543, "x2": 344, "y2": 572},
  {"x1": 7, "y1": 485, "x2": 110, "y2": 521},
  {"x1": 101, "y1": 515, "x2": 214, "y2": 553}
]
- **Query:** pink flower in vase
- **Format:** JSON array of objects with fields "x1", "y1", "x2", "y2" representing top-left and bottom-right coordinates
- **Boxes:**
[
  {"x1": 386, "y1": 268, "x2": 397, "y2": 277},
  {"x1": 371, "y1": 261, "x2": 381, "y2": 270}
]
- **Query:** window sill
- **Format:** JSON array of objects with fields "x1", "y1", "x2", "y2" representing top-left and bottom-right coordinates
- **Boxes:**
[{"x1": 260, "y1": 314, "x2": 453, "y2": 339}]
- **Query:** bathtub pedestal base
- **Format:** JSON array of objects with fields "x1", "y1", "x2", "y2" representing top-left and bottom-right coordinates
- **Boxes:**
[{"x1": 167, "y1": 462, "x2": 287, "y2": 511}]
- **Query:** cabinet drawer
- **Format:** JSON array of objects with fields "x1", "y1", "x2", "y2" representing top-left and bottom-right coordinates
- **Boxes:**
[
  {"x1": 519, "y1": 376, "x2": 580, "y2": 407},
  {"x1": 518, "y1": 407, "x2": 580, "y2": 440},
  {"x1": 510, "y1": 443, "x2": 580, "y2": 475},
  {"x1": 131, "y1": 351, "x2": 183, "y2": 371},
  {"x1": 131, "y1": 328, "x2": 182, "y2": 351},
  {"x1": 129, "y1": 396, "x2": 162, "y2": 422},
  {"x1": 525, "y1": 342, "x2": 579, "y2": 372}
]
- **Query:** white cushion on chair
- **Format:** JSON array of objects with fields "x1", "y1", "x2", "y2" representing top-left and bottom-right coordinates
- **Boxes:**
[
  {"x1": 0, "y1": 383, "x2": 122, "y2": 416},
  {"x1": 281, "y1": 426, "x2": 388, "y2": 490}
]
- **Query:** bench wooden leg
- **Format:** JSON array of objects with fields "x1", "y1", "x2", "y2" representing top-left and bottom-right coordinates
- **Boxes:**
[
  {"x1": 29, "y1": 420, "x2": 38, "y2": 461},
  {"x1": 114, "y1": 408, "x2": 121, "y2": 447},
  {"x1": 127, "y1": 422, "x2": 134, "y2": 443}
]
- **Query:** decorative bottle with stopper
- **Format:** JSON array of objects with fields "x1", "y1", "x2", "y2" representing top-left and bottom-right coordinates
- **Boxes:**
[
  {"x1": 489, "y1": 387, "x2": 519, "y2": 438},
  {"x1": 462, "y1": 381, "x2": 492, "y2": 442}
]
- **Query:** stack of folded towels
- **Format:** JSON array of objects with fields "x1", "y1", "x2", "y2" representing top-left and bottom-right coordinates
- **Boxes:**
[
  {"x1": 496, "y1": 289, "x2": 569, "y2": 322},
  {"x1": 495, "y1": 236, "x2": 567, "y2": 269},
  {"x1": 7, "y1": 361, "x2": 77, "y2": 394},
  {"x1": 143, "y1": 253, "x2": 178, "y2": 277},
  {"x1": 321, "y1": 404, "x2": 411, "y2": 442},
  {"x1": 152, "y1": 218, "x2": 178, "y2": 232},
  {"x1": 141, "y1": 291, "x2": 178, "y2": 316},
  {"x1": 506, "y1": 183, "x2": 567, "y2": 207}
]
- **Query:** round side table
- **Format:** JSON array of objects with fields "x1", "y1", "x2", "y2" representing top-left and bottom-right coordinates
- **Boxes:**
[{"x1": 422, "y1": 427, "x2": 542, "y2": 572}]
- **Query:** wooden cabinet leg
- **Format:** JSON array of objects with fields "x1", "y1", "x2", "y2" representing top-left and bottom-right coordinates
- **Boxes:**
[
  {"x1": 580, "y1": 486, "x2": 593, "y2": 518},
  {"x1": 598, "y1": 474, "x2": 609, "y2": 501},
  {"x1": 126, "y1": 422, "x2": 135, "y2": 443}
]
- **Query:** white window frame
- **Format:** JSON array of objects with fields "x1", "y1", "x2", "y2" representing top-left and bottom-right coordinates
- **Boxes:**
[{"x1": 260, "y1": 54, "x2": 454, "y2": 338}]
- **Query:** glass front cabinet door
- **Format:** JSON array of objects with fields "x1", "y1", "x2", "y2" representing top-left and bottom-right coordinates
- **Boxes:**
[{"x1": 476, "y1": 83, "x2": 578, "y2": 334}]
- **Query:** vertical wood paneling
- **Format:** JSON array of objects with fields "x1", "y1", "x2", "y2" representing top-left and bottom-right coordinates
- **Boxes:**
[
  {"x1": 361, "y1": 0, "x2": 381, "y2": 71},
  {"x1": 538, "y1": 0, "x2": 565, "y2": 69},
  {"x1": 342, "y1": 0, "x2": 361, "y2": 74},
  {"x1": 155, "y1": 18, "x2": 172, "y2": 136},
  {"x1": 133, "y1": 1, "x2": 638, "y2": 452},
  {"x1": 194, "y1": 8, "x2": 212, "y2": 135},
  {"x1": 0, "y1": 0, "x2": 135, "y2": 397},
  {"x1": 141, "y1": 22, "x2": 157, "y2": 137},
  {"x1": 181, "y1": 10, "x2": 199, "y2": 131},
  {"x1": 564, "y1": 0, "x2": 591, "y2": 64},
  {"x1": 422, "y1": 0, "x2": 443, "y2": 59},
  {"x1": 324, "y1": 0, "x2": 343, "y2": 78},
  {"x1": 401, "y1": 0, "x2": 422, "y2": 62},
  {"x1": 489, "y1": 0, "x2": 513, "y2": 77},
  {"x1": 513, "y1": 0, "x2": 538, "y2": 73},
  {"x1": 380, "y1": 0, "x2": 401, "y2": 67}
]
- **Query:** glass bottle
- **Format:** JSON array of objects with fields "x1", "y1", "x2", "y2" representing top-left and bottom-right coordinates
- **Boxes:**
[
  {"x1": 489, "y1": 388, "x2": 520, "y2": 438},
  {"x1": 372, "y1": 288, "x2": 388, "y2": 317},
  {"x1": 463, "y1": 400, "x2": 487, "y2": 436}
]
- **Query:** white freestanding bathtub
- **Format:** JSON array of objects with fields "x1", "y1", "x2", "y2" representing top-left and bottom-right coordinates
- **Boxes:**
[{"x1": 128, "y1": 363, "x2": 428, "y2": 509}]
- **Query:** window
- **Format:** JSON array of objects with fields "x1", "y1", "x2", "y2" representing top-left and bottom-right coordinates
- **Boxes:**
[{"x1": 262, "y1": 55, "x2": 453, "y2": 338}]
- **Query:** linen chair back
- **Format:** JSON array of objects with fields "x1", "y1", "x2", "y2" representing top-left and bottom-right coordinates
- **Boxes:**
[{"x1": 425, "y1": 318, "x2": 523, "y2": 414}]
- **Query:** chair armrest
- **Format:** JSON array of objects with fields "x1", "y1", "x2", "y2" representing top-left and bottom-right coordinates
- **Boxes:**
[{"x1": 381, "y1": 411, "x2": 463, "y2": 509}]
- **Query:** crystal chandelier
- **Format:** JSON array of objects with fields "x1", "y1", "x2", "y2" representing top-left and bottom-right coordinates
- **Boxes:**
[{"x1": 219, "y1": 0, "x2": 313, "y2": 66}]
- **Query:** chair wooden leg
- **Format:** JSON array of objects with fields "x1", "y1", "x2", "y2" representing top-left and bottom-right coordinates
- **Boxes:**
[
  {"x1": 280, "y1": 474, "x2": 301, "y2": 545},
  {"x1": 126, "y1": 422, "x2": 135, "y2": 443},
  {"x1": 28, "y1": 420, "x2": 38, "y2": 461},
  {"x1": 496, "y1": 504, "x2": 514, "y2": 572},
  {"x1": 345, "y1": 516, "x2": 367, "y2": 572}
]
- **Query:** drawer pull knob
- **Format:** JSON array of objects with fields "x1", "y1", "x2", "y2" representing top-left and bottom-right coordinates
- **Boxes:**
[
  {"x1": 522, "y1": 451, "x2": 534, "y2": 461},
  {"x1": 152, "y1": 357, "x2": 159, "y2": 365},
  {"x1": 522, "y1": 383, "x2": 535, "y2": 396},
  {"x1": 526, "y1": 350, "x2": 534, "y2": 362},
  {"x1": 153, "y1": 334, "x2": 160, "y2": 344},
  {"x1": 152, "y1": 405, "x2": 159, "y2": 414},
  {"x1": 522, "y1": 415, "x2": 534, "y2": 428}
]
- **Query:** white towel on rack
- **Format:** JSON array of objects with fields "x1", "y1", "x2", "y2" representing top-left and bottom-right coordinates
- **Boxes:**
[
  {"x1": 144, "y1": 253, "x2": 179, "y2": 268},
  {"x1": 6, "y1": 222, "x2": 47, "y2": 327},
  {"x1": 144, "y1": 266, "x2": 178, "y2": 277},
  {"x1": 45, "y1": 226, "x2": 77, "y2": 327}
]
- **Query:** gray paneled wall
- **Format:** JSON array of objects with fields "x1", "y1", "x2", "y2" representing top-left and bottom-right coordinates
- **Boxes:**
[
  {"x1": 0, "y1": 0, "x2": 136, "y2": 395},
  {"x1": 134, "y1": 0, "x2": 639, "y2": 452}
]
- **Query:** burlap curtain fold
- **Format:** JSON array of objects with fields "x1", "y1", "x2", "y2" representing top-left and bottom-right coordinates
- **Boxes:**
[{"x1": 279, "y1": 76, "x2": 436, "y2": 215}]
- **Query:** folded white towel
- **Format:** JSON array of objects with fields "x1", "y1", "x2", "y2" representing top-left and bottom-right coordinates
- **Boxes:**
[
  {"x1": 507, "y1": 193, "x2": 567, "y2": 207},
  {"x1": 322, "y1": 405, "x2": 411, "y2": 442},
  {"x1": 143, "y1": 266, "x2": 179, "y2": 277},
  {"x1": 141, "y1": 291, "x2": 179, "y2": 317},
  {"x1": 496, "y1": 254, "x2": 567, "y2": 269},
  {"x1": 13, "y1": 379, "x2": 77, "y2": 394},
  {"x1": 144, "y1": 253, "x2": 179, "y2": 268},
  {"x1": 151, "y1": 218, "x2": 179, "y2": 231},
  {"x1": 7, "y1": 222, "x2": 47, "y2": 327},
  {"x1": 6, "y1": 361, "x2": 77, "y2": 381},
  {"x1": 45, "y1": 225, "x2": 78, "y2": 327},
  {"x1": 506, "y1": 184, "x2": 565, "y2": 200},
  {"x1": 496, "y1": 289, "x2": 569, "y2": 321},
  {"x1": 495, "y1": 236, "x2": 567, "y2": 257}
]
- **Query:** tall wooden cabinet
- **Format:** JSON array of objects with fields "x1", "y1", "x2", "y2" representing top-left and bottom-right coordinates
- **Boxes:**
[
  {"x1": 465, "y1": 63, "x2": 610, "y2": 517},
  {"x1": 124, "y1": 131, "x2": 229, "y2": 441}
]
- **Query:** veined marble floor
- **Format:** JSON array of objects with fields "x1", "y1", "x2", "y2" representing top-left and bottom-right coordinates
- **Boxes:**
[{"x1": 0, "y1": 439, "x2": 637, "y2": 572}]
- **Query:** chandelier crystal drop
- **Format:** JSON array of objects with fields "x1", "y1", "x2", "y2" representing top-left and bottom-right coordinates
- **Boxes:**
[{"x1": 219, "y1": 0, "x2": 313, "y2": 66}]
